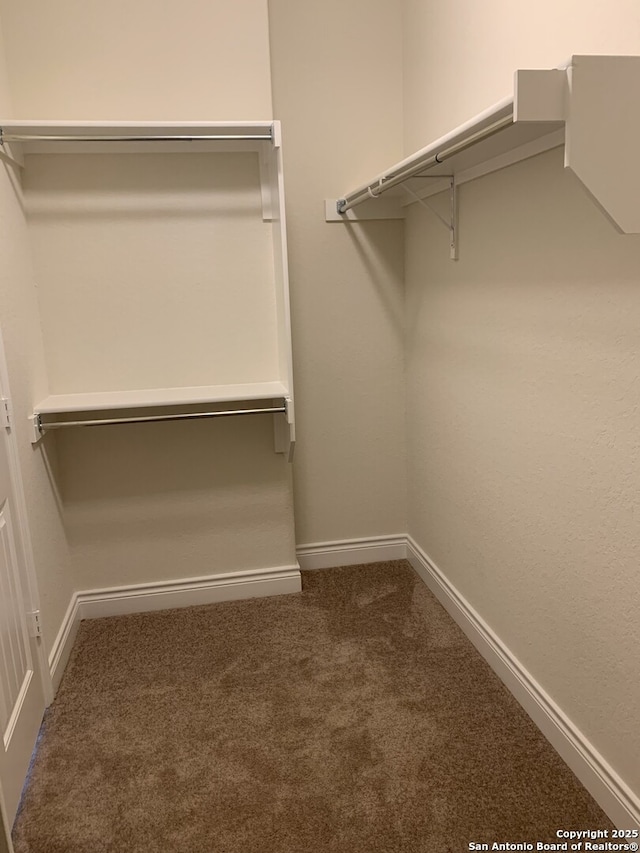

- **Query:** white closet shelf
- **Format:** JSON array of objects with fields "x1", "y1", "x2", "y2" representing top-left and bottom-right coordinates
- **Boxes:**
[
  {"x1": 0, "y1": 120, "x2": 274, "y2": 131},
  {"x1": 0, "y1": 120, "x2": 276, "y2": 146},
  {"x1": 33, "y1": 382, "x2": 289, "y2": 415},
  {"x1": 30, "y1": 382, "x2": 294, "y2": 451},
  {"x1": 0, "y1": 120, "x2": 281, "y2": 164},
  {"x1": 329, "y1": 98, "x2": 562, "y2": 216},
  {"x1": 326, "y1": 55, "x2": 640, "y2": 253}
]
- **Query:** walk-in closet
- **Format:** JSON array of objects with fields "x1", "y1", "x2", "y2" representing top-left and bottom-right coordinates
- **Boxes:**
[{"x1": 0, "y1": 1, "x2": 638, "y2": 849}]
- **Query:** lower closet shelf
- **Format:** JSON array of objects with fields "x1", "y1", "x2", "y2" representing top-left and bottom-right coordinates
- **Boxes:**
[{"x1": 30, "y1": 381, "x2": 295, "y2": 459}]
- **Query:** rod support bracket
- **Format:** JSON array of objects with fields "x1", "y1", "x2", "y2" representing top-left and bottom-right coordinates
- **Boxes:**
[
  {"x1": 30, "y1": 414, "x2": 44, "y2": 444},
  {"x1": 449, "y1": 177, "x2": 458, "y2": 261},
  {"x1": 402, "y1": 177, "x2": 458, "y2": 260}
]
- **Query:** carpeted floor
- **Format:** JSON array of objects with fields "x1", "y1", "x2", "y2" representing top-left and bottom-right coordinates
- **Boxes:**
[{"x1": 12, "y1": 561, "x2": 613, "y2": 852}]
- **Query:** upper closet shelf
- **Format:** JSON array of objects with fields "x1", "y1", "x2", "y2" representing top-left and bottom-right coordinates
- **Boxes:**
[
  {"x1": 326, "y1": 55, "x2": 640, "y2": 255},
  {"x1": 0, "y1": 120, "x2": 279, "y2": 158},
  {"x1": 34, "y1": 381, "x2": 289, "y2": 415}
]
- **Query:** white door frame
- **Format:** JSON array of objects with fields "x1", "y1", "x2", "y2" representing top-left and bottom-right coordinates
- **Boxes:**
[
  {"x1": 0, "y1": 793, "x2": 13, "y2": 853},
  {"x1": 0, "y1": 326, "x2": 52, "y2": 849},
  {"x1": 0, "y1": 332, "x2": 51, "y2": 707}
]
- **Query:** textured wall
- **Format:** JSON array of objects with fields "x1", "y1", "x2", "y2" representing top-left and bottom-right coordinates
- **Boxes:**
[
  {"x1": 0, "y1": 21, "x2": 73, "y2": 659},
  {"x1": 268, "y1": 0, "x2": 407, "y2": 546},
  {"x1": 403, "y1": 0, "x2": 640, "y2": 803}
]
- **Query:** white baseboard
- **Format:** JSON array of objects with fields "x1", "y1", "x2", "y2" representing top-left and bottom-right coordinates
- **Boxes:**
[
  {"x1": 296, "y1": 535, "x2": 406, "y2": 570},
  {"x1": 48, "y1": 564, "x2": 301, "y2": 689},
  {"x1": 48, "y1": 593, "x2": 81, "y2": 693},
  {"x1": 406, "y1": 535, "x2": 640, "y2": 829},
  {"x1": 77, "y1": 564, "x2": 301, "y2": 620}
]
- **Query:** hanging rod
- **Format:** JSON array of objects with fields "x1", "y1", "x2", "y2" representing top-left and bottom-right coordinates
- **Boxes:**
[
  {"x1": 35, "y1": 405, "x2": 286, "y2": 435},
  {"x1": 337, "y1": 108, "x2": 514, "y2": 214},
  {"x1": 0, "y1": 132, "x2": 272, "y2": 144}
]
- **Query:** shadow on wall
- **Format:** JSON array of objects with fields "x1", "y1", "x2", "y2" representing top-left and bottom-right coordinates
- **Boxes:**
[
  {"x1": 25, "y1": 153, "x2": 263, "y2": 220},
  {"x1": 41, "y1": 415, "x2": 295, "y2": 574},
  {"x1": 342, "y1": 219, "x2": 405, "y2": 335},
  {"x1": 53, "y1": 415, "x2": 286, "y2": 501}
]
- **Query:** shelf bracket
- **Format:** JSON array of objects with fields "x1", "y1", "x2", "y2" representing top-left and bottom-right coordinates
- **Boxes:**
[
  {"x1": 273, "y1": 397, "x2": 295, "y2": 462},
  {"x1": 258, "y1": 145, "x2": 274, "y2": 222},
  {"x1": 0, "y1": 129, "x2": 24, "y2": 171},
  {"x1": 258, "y1": 121, "x2": 282, "y2": 222},
  {"x1": 30, "y1": 414, "x2": 44, "y2": 444},
  {"x1": 402, "y1": 177, "x2": 458, "y2": 260}
]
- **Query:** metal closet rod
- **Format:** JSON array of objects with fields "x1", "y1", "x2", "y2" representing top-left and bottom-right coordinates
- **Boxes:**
[
  {"x1": 337, "y1": 111, "x2": 514, "y2": 213},
  {"x1": 36, "y1": 405, "x2": 286, "y2": 433},
  {"x1": 1, "y1": 132, "x2": 272, "y2": 143}
]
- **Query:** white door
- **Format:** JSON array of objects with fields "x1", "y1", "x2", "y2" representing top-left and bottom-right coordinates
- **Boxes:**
[{"x1": 0, "y1": 340, "x2": 48, "y2": 833}]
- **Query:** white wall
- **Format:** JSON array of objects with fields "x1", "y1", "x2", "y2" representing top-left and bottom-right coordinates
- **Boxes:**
[
  {"x1": 0, "y1": 20, "x2": 73, "y2": 658},
  {"x1": 24, "y1": 152, "x2": 279, "y2": 394},
  {"x1": 0, "y1": 0, "x2": 273, "y2": 120},
  {"x1": 403, "y1": 0, "x2": 640, "y2": 150},
  {"x1": 268, "y1": 0, "x2": 407, "y2": 546},
  {"x1": 56, "y1": 415, "x2": 296, "y2": 591},
  {"x1": 403, "y1": 0, "x2": 640, "y2": 806}
]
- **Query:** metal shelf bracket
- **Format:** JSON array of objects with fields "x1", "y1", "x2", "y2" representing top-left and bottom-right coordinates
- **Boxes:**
[{"x1": 402, "y1": 177, "x2": 458, "y2": 261}]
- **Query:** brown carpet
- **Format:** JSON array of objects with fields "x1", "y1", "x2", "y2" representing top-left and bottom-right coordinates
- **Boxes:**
[{"x1": 12, "y1": 561, "x2": 612, "y2": 852}]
